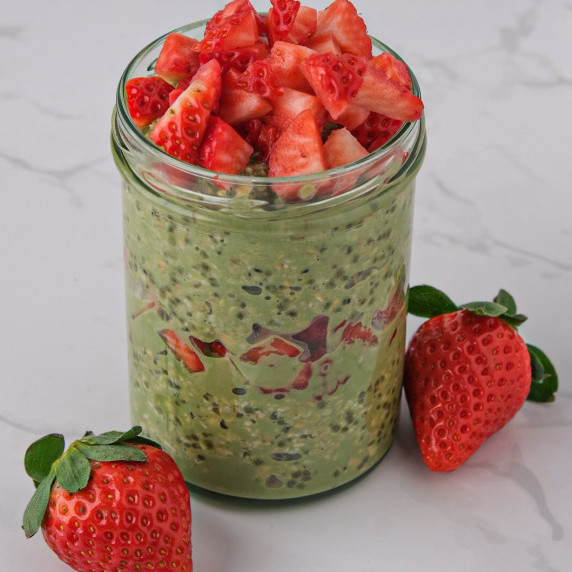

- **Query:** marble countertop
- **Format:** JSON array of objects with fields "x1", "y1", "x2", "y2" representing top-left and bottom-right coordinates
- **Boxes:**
[{"x1": 1, "y1": 1, "x2": 570, "y2": 570}]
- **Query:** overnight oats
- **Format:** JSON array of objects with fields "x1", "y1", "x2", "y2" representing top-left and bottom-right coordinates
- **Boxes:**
[{"x1": 111, "y1": 0, "x2": 426, "y2": 499}]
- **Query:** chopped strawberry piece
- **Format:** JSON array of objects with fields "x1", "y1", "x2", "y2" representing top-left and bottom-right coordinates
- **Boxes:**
[
  {"x1": 268, "y1": 6, "x2": 318, "y2": 46},
  {"x1": 236, "y1": 119, "x2": 282, "y2": 162},
  {"x1": 237, "y1": 59, "x2": 284, "y2": 100},
  {"x1": 323, "y1": 127, "x2": 368, "y2": 169},
  {"x1": 154, "y1": 33, "x2": 200, "y2": 83},
  {"x1": 268, "y1": 87, "x2": 327, "y2": 131},
  {"x1": 316, "y1": 0, "x2": 372, "y2": 57},
  {"x1": 125, "y1": 76, "x2": 174, "y2": 127},
  {"x1": 198, "y1": 0, "x2": 260, "y2": 53},
  {"x1": 149, "y1": 59, "x2": 221, "y2": 164},
  {"x1": 306, "y1": 32, "x2": 341, "y2": 54},
  {"x1": 341, "y1": 321, "x2": 378, "y2": 346},
  {"x1": 268, "y1": 109, "x2": 326, "y2": 181},
  {"x1": 199, "y1": 42, "x2": 269, "y2": 73},
  {"x1": 352, "y1": 65, "x2": 424, "y2": 122},
  {"x1": 351, "y1": 111, "x2": 403, "y2": 150},
  {"x1": 167, "y1": 76, "x2": 192, "y2": 106},
  {"x1": 335, "y1": 103, "x2": 370, "y2": 130},
  {"x1": 198, "y1": 115, "x2": 254, "y2": 174},
  {"x1": 159, "y1": 329, "x2": 205, "y2": 373},
  {"x1": 300, "y1": 52, "x2": 366, "y2": 119},
  {"x1": 189, "y1": 335, "x2": 227, "y2": 357},
  {"x1": 240, "y1": 336, "x2": 302, "y2": 364},
  {"x1": 370, "y1": 51, "x2": 412, "y2": 89},
  {"x1": 267, "y1": 0, "x2": 301, "y2": 41},
  {"x1": 218, "y1": 68, "x2": 273, "y2": 125},
  {"x1": 269, "y1": 41, "x2": 315, "y2": 92}
]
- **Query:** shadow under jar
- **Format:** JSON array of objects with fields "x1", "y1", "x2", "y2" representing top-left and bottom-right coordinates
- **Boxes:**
[{"x1": 112, "y1": 19, "x2": 426, "y2": 500}]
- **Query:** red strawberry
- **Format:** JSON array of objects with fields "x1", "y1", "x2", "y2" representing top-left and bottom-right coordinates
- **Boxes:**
[
  {"x1": 266, "y1": 0, "x2": 301, "y2": 41},
  {"x1": 269, "y1": 40, "x2": 316, "y2": 92},
  {"x1": 352, "y1": 64, "x2": 424, "y2": 122},
  {"x1": 237, "y1": 59, "x2": 285, "y2": 100},
  {"x1": 267, "y1": 86, "x2": 327, "y2": 131},
  {"x1": 125, "y1": 76, "x2": 174, "y2": 127},
  {"x1": 323, "y1": 127, "x2": 368, "y2": 169},
  {"x1": 300, "y1": 52, "x2": 367, "y2": 119},
  {"x1": 198, "y1": 0, "x2": 260, "y2": 53},
  {"x1": 316, "y1": 0, "x2": 372, "y2": 57},
  {"x1": 351, "y1": 111, "x2": 403, "y2": 150},
  {"x1": 23, "y1": 427, "x2": 192, "y2": 572},
  {"x1": 335, "y1": 103, "x2": 370, "y2": 130},
  {"x1": 218, "y1": 68, "x2": 273, "y2": 125},
  {"x1": 150, "y1": 59, "x2": 221, "y2": 164},
  {"x1": 154, "y1": 32, "x2": 200, "y2": 83},
  {"x1": 404, "y1": 285, "x2": 558, "y2": 472},
  {"x1": 268, "y1": 109, "x2": 326, "y2": 190},
  {"x1": 159, "y1": 328, "x2": 206, "y2": 373},
  {"x1": 306, "y1": 32, "x2": 342, "y2": 54},
  {"x1": 236, "y1": 119, "x2": 282, "y2": 162},
  {"x1": 370, "y1": 51, "x2": 412, "y2": 89},
  {"x1": 199, "y1": 41, "x2": 268, "y2": 73},
  {"x1": 198, "y1": 115, "x2": 254, "y2": 174},
  {"x1": 189, "y1": 335, "x2": 227, "y2": 357}
]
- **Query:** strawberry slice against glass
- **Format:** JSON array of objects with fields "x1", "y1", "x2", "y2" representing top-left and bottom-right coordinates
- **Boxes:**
[
  {"x1": 370, "y1": 51, "x2": 412, "y2": 90},
  {"x1": 351, "y1": 111, "x2": 404, "y2": 151},
  {"x1": 316, "y1": 0, "x2": 372, "y2": 57},
  {"x1": 159, "y1": 329, "x2": 205, "y2": 373},
  {"x1": 323, "y1": 127, "x2": 368, "y2": 169},
  {"x1": 199, "y1": 41, "x2": 269, "y2": 73},
  {"x1": 268, "y1": 108, "x2": 325, "y2": 178},
  {"x1": 149, "y1": 59, "x2": 221, "y2": 164},
  {"x1": 198, "y1": 115, "x2": 254, "y2": 175},
  {"x1": 125, "y1": 76, "x2": 174, "y2": 127},
  {"x1": 154, "y1": 32, "x2": 201, "y2": 83}
]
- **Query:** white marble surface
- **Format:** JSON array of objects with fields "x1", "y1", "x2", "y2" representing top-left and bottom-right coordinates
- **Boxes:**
[{"x1": 1, "y1": 0, "x2": 571, "y2": 570}]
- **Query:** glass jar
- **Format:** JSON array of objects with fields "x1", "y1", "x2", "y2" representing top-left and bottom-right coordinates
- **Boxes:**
[{"x1": 112, "y1": 20, "x2": 426, "y2": 500}]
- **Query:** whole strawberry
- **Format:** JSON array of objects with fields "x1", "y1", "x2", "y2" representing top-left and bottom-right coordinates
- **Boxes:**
[
  {"x1": 404, "y1": 285, "x2": 557, "y2": 472},
  {"x1": 23, "y1": 427, "x2": 192, "y2": 571}
]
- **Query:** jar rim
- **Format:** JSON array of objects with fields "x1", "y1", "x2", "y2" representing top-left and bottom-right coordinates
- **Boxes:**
[{"x1": 113, "y1": 18, "x2": 426, "y2": 209}]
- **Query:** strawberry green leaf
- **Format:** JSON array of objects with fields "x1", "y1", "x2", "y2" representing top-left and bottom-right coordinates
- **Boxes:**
[
  {"x1": 55, "y1": 447, "x2": 91, "y2": 493},
  {"x1": 459, "y1": 300, "x2": 508, "y2": 317},
  {"x1": 78, "y1": 443, "x2": 147, "y2": 463},
  {"x1": 22, "y1": 470, "x2": 56, "y2": 538},
  {"x1": 24, "y1": 434, "x2": 64, "y2": 487},
  {"x1": 407, "y1": 285, "x2": 458, "y2": 318},
  {"x1": 80, "y1": 426, "x2": 143, "y2": 446},
  {"x1": 527, "y1": 344, "x2": 558, "y2": 402},
  {"x1": 127, "y1": 435, "x2": 163, "y2": 450},
  {"x1": 494, "y1": 289, "x2": 517, "y2": 315}
]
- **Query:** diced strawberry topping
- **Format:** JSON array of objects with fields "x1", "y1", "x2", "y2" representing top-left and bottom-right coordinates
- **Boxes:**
[
  {"x1": 125, "y1": 76, "x2": 174, "y2": 127},
  {"x1": 268, "y1": 109, "x2": 326, "y2": 179},
  {"x1": 268, "y1": 87, "x2": 326, "y2": 131},
  {"x1": 236, "y1": 119, "x2": 282, "y2": 162},
  {"x1": 149, "y1": 59, "x2": 221, "y2": 164},
  {"x1": 267, "y1": 0, "x2": 301, "y2": 41},
  {"x1": 199, "y1": 42, "x2": 269, "y2": 73},
  {"x1": 352, "y1": 64, "x2": 424, "y2": 122},
  {"x1": 198, "y1": 115, "x2": 254, "y2": 174},
  {"x1": 323, "y1": 127, "x2": 368, "y2": 169},
  {"x1": 268, "y1": 4, "x2": 318, "y2": 46},
  {"x1": 198, "y1": 0, "x2": 260, "y2": 53},
  {"x1": 370, "y1": 51, "x2": 412, "y2": 89},
  {"x1": 235, "y1": 59, "x2": 285, "y2": 100},
  {"x1": 269, "y1": 41, "x2": 316, "y2": 92},
  {"x1": 300, "y1": 52, "x2": 366, "y2": 119},
  {"x1": 316, "y1": 0, "x2": 372, "y2": 57},
  {"x1": 306, "y1": 32, "x2": 341, "y2": 54},
  {"x1": 351, "y1": 111, "x2": 403, "y2": 151},
  {"x1": 154, "y1": 33, "x2": 201, "y2": 83}
]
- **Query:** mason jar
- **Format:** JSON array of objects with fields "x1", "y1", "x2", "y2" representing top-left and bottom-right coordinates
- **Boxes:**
[{"x1": 111, "y1": 20, "x2": 426, "y2": 500}]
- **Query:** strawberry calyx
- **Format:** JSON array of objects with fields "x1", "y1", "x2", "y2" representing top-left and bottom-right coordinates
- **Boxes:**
[
  {"x1": 22, "y1": 426, "x2": 160, "y2": 538},
  {"x1": 407, "y1": 284, "x2": 558, "y2": 403}
]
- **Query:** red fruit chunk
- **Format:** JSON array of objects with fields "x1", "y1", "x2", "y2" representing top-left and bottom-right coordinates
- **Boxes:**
[
  {"x1": 404, "y1": 309, "x2": 531, "y2": 472},
  {"x1": 323, "y1": 127, "x2": 368, "y2": 169},
  {"x1": 316, "y1": 0, "x2": 372, "y2": 57},
  {"x1": 198, "y1": 115, "x2": 254, "y2": 174},
  {"x1": 300, "y1": 52, "x2": 367, "y2": 119},
  {"x1": 125, "y1": 76, "x2": 174, "y2": 127},
  {"x1": 198, "y1": 0, "x2": 259, "y2": 53},
  {"x1": 335, "y1": 103, "x2": 370, "y2": 130},
  {"x1": 190, "y1": 335, "x2": 227, "y2": 357},
  {"x1": 236, "y1": 119, "x2": 282, "y2": 162},
  {"x1": 159, "y1": 328, "x2": 206, "y2": 373},
  {"x1": 268, "y1": 87, "x2": 327, "y2": 131},
  {"x1": 154, "y1": 32, "x2": 200, "y2": 83},
  {"x1": 268, "y1": 109, "x2": 326, "y2": 182},
  {"x1": 218, "y1": 68, "x2": 273, "y2": 125},
  {"x1": 340, "y1": 321, "x2": 378, "y2": 346},
  {"x1": 269, "y1": 40, "x2": 316, "y2": 92},
  {"x1": 41, "y1": 443, "x2": 193, "y2": 572},
  {"x1": 267, "y1": 0, "x2": 301, "y2": 41},
  {"x1": 199, "y1": 42, "x2": 268, "y2": 73},
  {"x1": 352, "y1": 64, "x2": 423, "y2": 122},
  {"x1": 268, "y1": 4, "x2": 318, "y2": 46},
  {"x1": 237, "y1": 59, "x2": 285, "y2": 100},
  {"x1": 351, "y1": 111, "x2": 403, "y2": 150},
  {"x1": 370, "y1": 51, "x2": 412, "y2": 89},
  {"x1": 240, "y1": 336, "x2": 302, "y2": 364},
  {"x1": 150, "y1": 59, "x2": 221, "y2": 164},
  {"x1": 306, "y1": 32, "x2": 341, "y2": 54}
]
